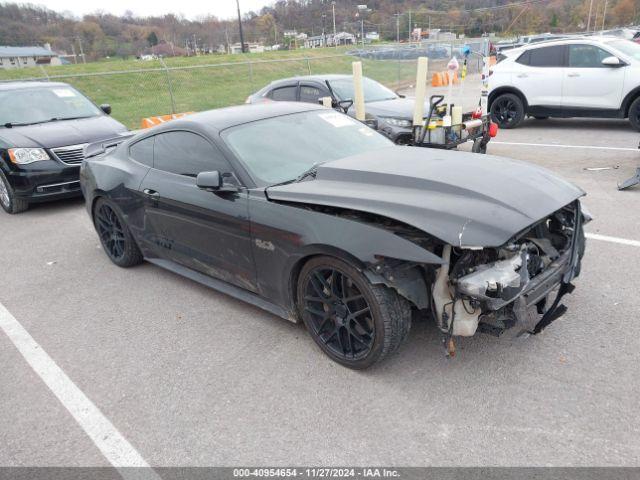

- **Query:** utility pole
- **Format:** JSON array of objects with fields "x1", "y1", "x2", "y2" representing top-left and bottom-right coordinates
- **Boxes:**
[
  {"x1": 361, "y1": 18, "x2": 365, "y2": 49},
  {"x1": 332, "y1": 1, "x2": 337, "y2": 47},
  {"x1": 586, "y1": 0, "x2": 594, "y2": 31},
  {"x1": 408, "y1": 10, "x2": 412, "y2": 42},
  {"x1": 395, "y1": 13, "x2": 400, "y2": 44},
  {"x1": 602, "y1": 0, "x2": 609, "y2": 30},
  {"x1": 322, "y1": 13, "x2": 326, "y2": 47},
  {"x1": 71, "y1": 44, "x2": 77, "y2": 64},
  {"x1": 236, "y1": 0, "x2": 246, "y2": 53},
  {"x1": 76, "y1": 36, "x2": 86, "y2": 64}
]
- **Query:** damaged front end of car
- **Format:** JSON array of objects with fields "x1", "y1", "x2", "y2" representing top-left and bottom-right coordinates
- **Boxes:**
[{"x1": 431, "y1": 200, "x2": 587, "y2": 353}]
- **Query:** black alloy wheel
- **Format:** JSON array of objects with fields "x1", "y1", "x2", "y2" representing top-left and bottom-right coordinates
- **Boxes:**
[
  {"x1": 303, "y1": 267, "x2": 374, "y2": 361},
  {"x1": 93, "y1": 198, "x2": 143, "y2": 267},
  {"x1": 298, "y1": 256, "x2": 412, "y2": 369},
  {"x1": 490, "y1": 93, "x2": 524, "y2": 129}
]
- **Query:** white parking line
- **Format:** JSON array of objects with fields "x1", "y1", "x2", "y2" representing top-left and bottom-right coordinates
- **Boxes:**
[
  {"x1": 493, "y1": 141, "x2": 639, "y2": 152},
  {"x1": 585, "y1": 233, "x2": 640, "y2": 247},
  {"x1": 0, "y1": 301, "x2": 159, "y2": 477}
]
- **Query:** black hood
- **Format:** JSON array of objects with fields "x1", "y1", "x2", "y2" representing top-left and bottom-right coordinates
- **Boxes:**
[
  {"x1": 0, "y1": 115, "x2": 127, "y2": 149},
  {"x1": 266, "y1": 147, "x2": 585, "y2": 248}
]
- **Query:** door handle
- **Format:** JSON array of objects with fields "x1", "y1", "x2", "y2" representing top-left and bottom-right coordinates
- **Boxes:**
[
  {"x1": 568, "y1": 73, "x2": 580, "y2": 77},
  {"x1": 516, "y1": 73, "x2": 528, "y2": 78},
  {"x1": 143, "y1": 188, "x2": 159, "y2": 196}
]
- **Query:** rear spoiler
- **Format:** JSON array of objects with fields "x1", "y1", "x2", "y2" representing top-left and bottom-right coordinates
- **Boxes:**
[{"x1": 84, "y1": 132, "x2": 136, "y2": 160}]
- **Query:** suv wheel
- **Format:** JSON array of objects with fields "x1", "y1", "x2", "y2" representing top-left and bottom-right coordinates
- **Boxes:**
[
  {"x1": 628, "y1": 97, "x2": 640, "y2": 131},
  {"x1": 297, "y1": 256, "x2": 411, "y2": 369},
  {"x1": 490, "y1": 93, "x2": 525, "y2": 129},
  {"x1": 0, "y1": 170, "x2": 29, "y2": 214}
]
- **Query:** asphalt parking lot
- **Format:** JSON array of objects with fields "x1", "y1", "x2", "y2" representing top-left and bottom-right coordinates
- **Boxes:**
[{"x1": 1, "y1": 113, "x2": 640, "y2": 469}]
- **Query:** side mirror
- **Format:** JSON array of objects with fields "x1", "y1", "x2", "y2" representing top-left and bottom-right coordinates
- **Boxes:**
[
  {"x1": 100, "y1": 104, "x2": 112, "y2": 115},
  {"x1": 337, "y1": 99, "x2": 354, "y2": 114},
  {"x1": 395, "y1": 91, "x2": 406, "y2": 98},
  {"x1": 196, "y1": 171, "x2": 238, "y2": 193},
  {"x1": 602, "y1": 56, "x2": 624, "y2": 67}
]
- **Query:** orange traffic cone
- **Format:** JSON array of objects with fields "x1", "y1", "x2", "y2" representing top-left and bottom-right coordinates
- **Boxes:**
[{"x1": 431, "y1": 72, "x2": 443, "y2": 87}]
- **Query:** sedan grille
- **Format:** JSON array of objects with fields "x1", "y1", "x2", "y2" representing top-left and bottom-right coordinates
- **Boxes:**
[{"x1": 51, "y1": 144, "x2": 87, "y2": 165}]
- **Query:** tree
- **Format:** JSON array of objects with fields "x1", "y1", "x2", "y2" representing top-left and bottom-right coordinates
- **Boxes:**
[
  {"x1": 147, "y1": 30, "x2": 158, "y2": 46},
  {"x1": 611, "y1": 0, "x2": 639, "y2": 25}
]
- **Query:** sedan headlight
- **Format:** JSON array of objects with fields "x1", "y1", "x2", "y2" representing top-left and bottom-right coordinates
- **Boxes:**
[
  {"x1": 8, "y1": 148, "x2": 50, "y2": 164},
  {"x1": 381, "y1": 117, "x2": 412, "y2": 128}
]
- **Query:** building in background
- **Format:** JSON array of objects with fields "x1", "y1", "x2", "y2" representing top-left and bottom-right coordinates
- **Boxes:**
[
  {"x1": 303, "y1": 32, "x2": 356, "y2": 48},
  {"x1": 0, "y1": 44, "x2": 61, "y2": 69},
  {"x1": 229, "y1": 43, "x2": 265, "y2": 54}
]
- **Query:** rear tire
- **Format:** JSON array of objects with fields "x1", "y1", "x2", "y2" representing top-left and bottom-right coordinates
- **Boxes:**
[
  {"x1": 93, "y1": 198, "x2": 143, "y2": 268},
  {"x1": 297, "y1": 256, "x2": 411, "y2": 369},
  {"x1": 0, "y1": 170, "x2": 28, "y2": 214},
  {"x1": 490, "y1": 93, "x2": 525, "y2": 129},
  {"x1": 628, "y1": 97, "x2": 640, "y2": 131}
]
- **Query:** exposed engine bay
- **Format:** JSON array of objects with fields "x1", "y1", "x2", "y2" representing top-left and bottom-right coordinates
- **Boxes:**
[{"x1": 433, "y1": 202, "x2": 585, "y2": 340}]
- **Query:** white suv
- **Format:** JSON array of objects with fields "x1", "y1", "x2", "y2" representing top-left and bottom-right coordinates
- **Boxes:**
[{"x1": 488, "y1": 36, "x2": 640, "y2": 130}]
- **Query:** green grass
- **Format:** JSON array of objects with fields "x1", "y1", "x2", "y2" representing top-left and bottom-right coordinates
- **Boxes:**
[{"x1": 0, "y1": 48, "x2": 420, "y2": 129}]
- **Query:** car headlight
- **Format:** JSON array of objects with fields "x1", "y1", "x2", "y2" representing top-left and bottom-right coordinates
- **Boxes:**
[
  {"x1": 8, "y1": 148, "x2": 50, "y2": 164},
  {"x1": 381, "y1": 117, "x2": 412, "y2": 128}
]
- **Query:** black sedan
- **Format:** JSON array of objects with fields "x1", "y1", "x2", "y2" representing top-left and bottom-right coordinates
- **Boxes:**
[
  {"x1": 81, "y1": 102, "x2": 587, "y2": 369},
  {"x1": 0, "y1": 81, "x2": 127, "y2": 214},
  {"x1": 247, "y1": 74, "x2": 425, "y2": 145}
]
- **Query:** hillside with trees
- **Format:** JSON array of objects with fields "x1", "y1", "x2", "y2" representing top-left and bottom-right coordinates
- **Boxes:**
[{"x1": 0, "y1": 0, "x2": 638, "y2": 61}]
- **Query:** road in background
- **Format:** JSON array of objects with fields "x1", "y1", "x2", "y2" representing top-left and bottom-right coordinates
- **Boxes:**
[{"x1": 1, "y1": 111, "x2": 639, "y2": 468}]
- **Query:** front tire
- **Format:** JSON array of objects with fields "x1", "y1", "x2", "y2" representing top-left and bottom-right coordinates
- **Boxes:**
[
  {"x1": 628, "y1": 97, "x2": 640, "y2": 131},
  {"x1": 93, "y1": 198, "x2": 143, "y2": 268},
  {"x1": 297, "y1": 256, "x2": 411, "y2": 369},
  {"x1": 490, "y1": 93, "x2": 525, "y2": 129},
  {"x1": 0, "y1": 170, "x2": 28, "y2": 214}
]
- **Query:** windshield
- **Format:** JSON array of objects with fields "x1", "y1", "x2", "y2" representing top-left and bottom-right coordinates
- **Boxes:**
[
  {"x1": 608, "y1": 39, "x2": 640, "y2": 61},
  {"x1": 328, "y1": 77, "x2": 398, "y2": 103},
  {"x1": 223, "y1": 109, "x2": 392, "y2": 186},
  {"x1": 0, "y1": 86, "x2": 101, "y2": 126}
]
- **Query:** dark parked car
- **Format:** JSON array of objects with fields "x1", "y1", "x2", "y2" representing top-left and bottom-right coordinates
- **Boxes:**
[
  {"x1": 0, "y1": 81, "x2": 127, "y2": 214},
  {"x1": 81, "y1": 102, "x2": 587, "y2": 369},
  {"x1": 247, "y1": 74, "x2": 427, "y2": 144}
]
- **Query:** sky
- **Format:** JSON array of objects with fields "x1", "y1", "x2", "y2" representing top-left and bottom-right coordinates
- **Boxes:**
[{"x1": 38, "y1": 0, "x2": 272, "y2": 20}]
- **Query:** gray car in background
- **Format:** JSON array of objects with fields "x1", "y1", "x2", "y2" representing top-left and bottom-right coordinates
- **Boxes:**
[{"x1": 247, "y1": 74, "x2": 429, "y2": 145}]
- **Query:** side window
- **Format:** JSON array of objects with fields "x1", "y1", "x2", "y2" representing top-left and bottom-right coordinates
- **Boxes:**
[
  {"x1": 269, "y1": 85, "x2": 297, "y2": 101},
  {"x1": 569, "y1": 44, "x2": 611, "y2": 68},
  {"x1": 528, "y1": 45, "x2": 565, "y2": 67},
  {"x1": 516, "y1": 50, "x2": 530, "y2": 65},
  {"x1": 299, "y1": 84, "x2": 329, "y2": 104},
  {"x1": 129, "y1": 136, "x2": 154, "y2": 167},
  {"x1": 153, "y1": 131, "x2": 231, "y2": 177}
]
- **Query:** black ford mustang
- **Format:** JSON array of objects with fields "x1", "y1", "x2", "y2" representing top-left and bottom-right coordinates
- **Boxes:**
[{"x1": 81, "y1": 102, "x2": 587, "y2": 369}]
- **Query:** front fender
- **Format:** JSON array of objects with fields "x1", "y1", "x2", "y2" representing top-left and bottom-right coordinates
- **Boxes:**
[{"x1": 249, "y1": 192, "x2": 444, "y2": 314}]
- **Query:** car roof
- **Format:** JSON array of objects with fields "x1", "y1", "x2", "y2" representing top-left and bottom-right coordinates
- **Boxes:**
[
  {"x1": 268, "y1": 74, "x2": 353, "y2": 86},
  {"x1": 0, "y1": 81, "x2": 71, "y2": 91},
  {"x1": 515, "y1": 35, "x2": 623, "y2": 50},
  {"x1": 146, "y1": 102, "x2": 325, "y2": 133}
]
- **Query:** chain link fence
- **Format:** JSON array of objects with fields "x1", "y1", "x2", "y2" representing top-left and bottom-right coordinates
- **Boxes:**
[{"x1": 0, "y1": 38, "x2": 489, "y2": 129}]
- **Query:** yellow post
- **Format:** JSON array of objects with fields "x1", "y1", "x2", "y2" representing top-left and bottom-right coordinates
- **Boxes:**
[
  {"x1": 413, "y1": 57, "x2": 429, "y2": 127},
  {"x1": 352, "y1": 61, "x2": 365, "y2": 121}
]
